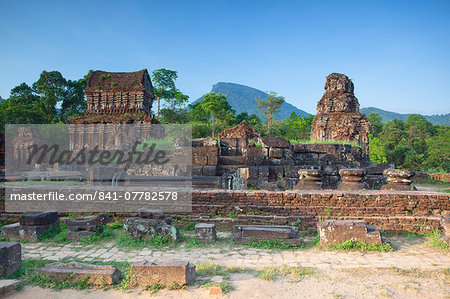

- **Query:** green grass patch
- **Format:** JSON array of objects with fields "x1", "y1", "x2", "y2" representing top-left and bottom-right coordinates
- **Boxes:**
[
  {"x1": 426, "y1": 231, "x2": 449, "y2": 250},
  {"x1": 247, "y1": 239, "x2": 302, "y2": 250},
  {"x1": 144, "y1": 282, "x2": 165, "y2": 294},
  {"x1": 328, "y1": 240, "x2": 393, "y2": 252},
  {"x1": 290, "y1": 139, "x2": 360, "y2": 147},
  {"x1": 196, "y1": 261, "x2": 228, "y2": 277}
]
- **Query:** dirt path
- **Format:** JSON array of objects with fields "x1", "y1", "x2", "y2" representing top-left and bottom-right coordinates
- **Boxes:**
[
  {"x1": 4, "y1": 235, "x2": 449, "y2": 298},
  {"x1": 7, "y1": 267, "x2": 449, "y2": 299}
]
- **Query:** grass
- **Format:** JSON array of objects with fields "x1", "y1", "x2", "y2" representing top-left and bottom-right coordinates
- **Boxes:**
[
  {"x1": 426, "y1": 230, "x2": 449, "y2": 250},
  {"x1": 257, "y1": 265, "x2": 314, "y2": 281},
  {"x1": 196, "y1": 261, "x2": 229, "y2": 277},
  {"x1": 247, "y1": 239, "x2": 302, "y2": 250},
  {"x1": 144, "y1": 283, "x2": 165, "y2": 294},
  {"x1": 327, "y1": 240, "x2": 393, "y2": 252},
  {"x1": 290, "y1": 139, "x2": 360, "y2": 147}
]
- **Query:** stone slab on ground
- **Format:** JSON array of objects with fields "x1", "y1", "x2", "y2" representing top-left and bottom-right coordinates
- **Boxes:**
[
  {"x1": 35, "y1": 262, "x2": 120, "y2": 285},
  {"x1": 318, "y1": 220, "x2": 384, "y2": 246},
  {"x1": 130, "y1": 260, "x2": 196, "y2": 286},
  {"x1": 0, "y1": 279, "x2": 20, "y2": 296},
  {"x1": 19, "y1": 211, "x2": 58, "y2": 226},
  {"x1": 124, "y1": 217, "x2": 177, "y2": 241},
  {"x1": 63, "y1": 213, "x2": 110, "y2": 232},
  {"x1": 195, "y1": 223, "x2": 216, "y2": 243},
  {"x1": 0, "y1": 242, "x2": 21, "y2": 277},
  {"x1": 137, "y1": 208, "x2": 165, "y2": 220},
  {"x1": 232, "y1": 225, "x2": 301, "y2": 244},
  {"x1": 1, "y1": 221, "x2": 60, "y2": 242}
]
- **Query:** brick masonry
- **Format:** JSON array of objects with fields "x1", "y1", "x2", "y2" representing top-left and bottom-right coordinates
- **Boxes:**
[{"x1": 172, "y1": 190, "x2": 450, "y2": 233}]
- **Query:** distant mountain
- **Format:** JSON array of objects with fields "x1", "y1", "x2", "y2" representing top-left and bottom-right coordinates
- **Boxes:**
[
  {"x1": 194, "y1": 82, "x2": 310, "y2": 120},
  {"x1": 360, "y1": 107, "x2": 450, "y2": 126}
]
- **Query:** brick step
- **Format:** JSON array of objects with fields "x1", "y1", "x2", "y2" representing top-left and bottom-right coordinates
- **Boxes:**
[{"x1": 219, "y1": 156, "x2": 246, "y2": 165}]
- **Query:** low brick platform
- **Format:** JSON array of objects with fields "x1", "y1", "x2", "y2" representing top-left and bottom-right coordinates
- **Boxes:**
[{"x1": 172, "y1": 190, "x2": 449, "y2": 232}]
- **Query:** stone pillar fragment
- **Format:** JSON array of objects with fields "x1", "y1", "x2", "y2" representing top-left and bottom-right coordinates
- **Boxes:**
[
  {"x1": 294, "y1": 169, "x2": 323, "y2": 190},
  {"x1": 338, "y1": 168, "x2": 368, "y2": 190},
  {"x1": 381, "y1": 169, "x2": 416, "y2": 191}
]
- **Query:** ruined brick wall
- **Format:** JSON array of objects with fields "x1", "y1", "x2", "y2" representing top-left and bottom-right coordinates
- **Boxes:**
[
  {"x1": 1, "y1": 189, "x2": 448, "y2": 232},
  {"x1": 192, "y1": 138, "x2": 369, "y2": 188},
  {"x1": 172, "y1": 190, "x2": 449, "y2": 232},
  {"x1": 311, "y1": 73, "x2": 370, "y2": 154}
]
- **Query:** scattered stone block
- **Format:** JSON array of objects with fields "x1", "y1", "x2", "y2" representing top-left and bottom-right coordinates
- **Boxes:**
[
  {"x1": 1, "y1": 221, "x2": 60, "y2": 242},
  {"x1": 295, "y1": 169, "x2": 323, "y2": 190},
  {"x1": 124, "y1": 217, "x2": 177, "y2": 241},
  {"x1": 0, "y1": 242, "x2": 21, "y2": 277},
  {"x1": 36, "y1": 262, "x2": 121, "y2": 285},
  {"x1": 338, "y1": 168, "x2": 368, "y2": 190},
  {"x1": 318, "y1": 220, "x2": 384, "y2": 246},
  {"x1": 232, "y1": 225, "x2": 301, "y2": 245},
  {"x1": 20, "y1": 210, "x2": 58, "y2": 226},
  {"x1": 381, "y1": 169, "x2": 416, "y2": 191},
  {"x1": 195, "y1": 223, "x2": 216, "y2": 243},
  {"x1": 137, "y1": 208, "x2": 165, "y2": 220},
  {"x1": 0, "y1": 279, "x2": 20, "y2": 296},
  {"x1": 130, "y1": 260, "x2": 195, "y2": 286},
  {"x1": 63, "y1": 213, "x2": 110, "y2": 232}
]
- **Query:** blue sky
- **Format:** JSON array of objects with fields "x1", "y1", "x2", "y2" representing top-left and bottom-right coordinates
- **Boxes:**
[{"x1": 0, "y1": 0, "x2": 449, "y2": 115}]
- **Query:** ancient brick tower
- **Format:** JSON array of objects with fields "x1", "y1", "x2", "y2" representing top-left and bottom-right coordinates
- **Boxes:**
[
  {"x1": 310, "y1": 73, "x2": 370, "y2": 153},
  {"x1": 69, "y1": 69, "x2": 162, "y2": 150},
  {"x1": 85, "y1": 69, "x2": 154, "y2": 115}
]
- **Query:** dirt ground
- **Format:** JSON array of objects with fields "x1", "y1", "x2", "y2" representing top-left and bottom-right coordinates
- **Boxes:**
[{"x1": 7, "y1": 267, "x2": 449, "y2": 299}]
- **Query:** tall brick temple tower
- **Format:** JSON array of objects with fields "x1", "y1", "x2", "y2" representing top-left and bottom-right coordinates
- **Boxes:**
[
  {"x1": 69, "y1": 69, "x2": 162, "y2": 150},
  {"x1": 310, "y1": 73, "x2": 370, "y2": 153}
]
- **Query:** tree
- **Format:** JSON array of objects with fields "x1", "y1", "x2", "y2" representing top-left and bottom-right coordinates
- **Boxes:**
[
  {"x1": 8, "y1": 82, "x2": 40, "y2": 105},
  {"x1": 151, "y1": 69, "x2": 188, "y2": 118},
  {"x1": 0, "y1": 98, "x2": 46, "y2": 131},
  {"x1": 369, "y1": 134, "x2": 387, "y2": 163},
  {"x1": 32, "y1": 71, "x2": 69, "y2": 122},
  {"x1": 200, "y1": 92, "x2": 234, "y2": 138},
  {"x1": 367, "y1": 113, "x2": 383, "y2": 137},
  {"x1": 256, "y1": 91, "x2": 285, "y2": 137}
]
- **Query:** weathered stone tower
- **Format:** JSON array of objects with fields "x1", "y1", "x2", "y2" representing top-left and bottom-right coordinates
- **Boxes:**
[{"x1": 310, "y1": 73, "x2": 370, "y2": 153}]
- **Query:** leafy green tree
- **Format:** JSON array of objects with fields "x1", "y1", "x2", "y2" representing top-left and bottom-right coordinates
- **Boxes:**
[
  {"x1": 405, "y1": 114, "x2": 436, "y2": 141},
  {"x1": 200, "y1": 92, "x2": 234, "y2": 138},
  {"x1": 274, "y1": 112, "x2": 314, "y2": 140},
  {"x1": 32, "y1": 71, "x2": 69, "y2": 122},
  {"x1": 368, "y1": 134, "x2": 387, "y2": 163},
  {"x1": 423, "y1": 126, "x2": 450, "y2": 172},
  {"x1": 0, "y1": 98, "x2": 46, "y2": 131},
  {"x1": 151, "y1": 69, "x2": 188, "y2": 118},
  {"x1": 8, "y1": 83, "x2": 40, "y2": 105},
  {"x1": 256, "y1": 91, "x2": 285, "y2": 137},
  {"x1": 367, "y1": 113, "x2": 383, "y2": 137}
]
